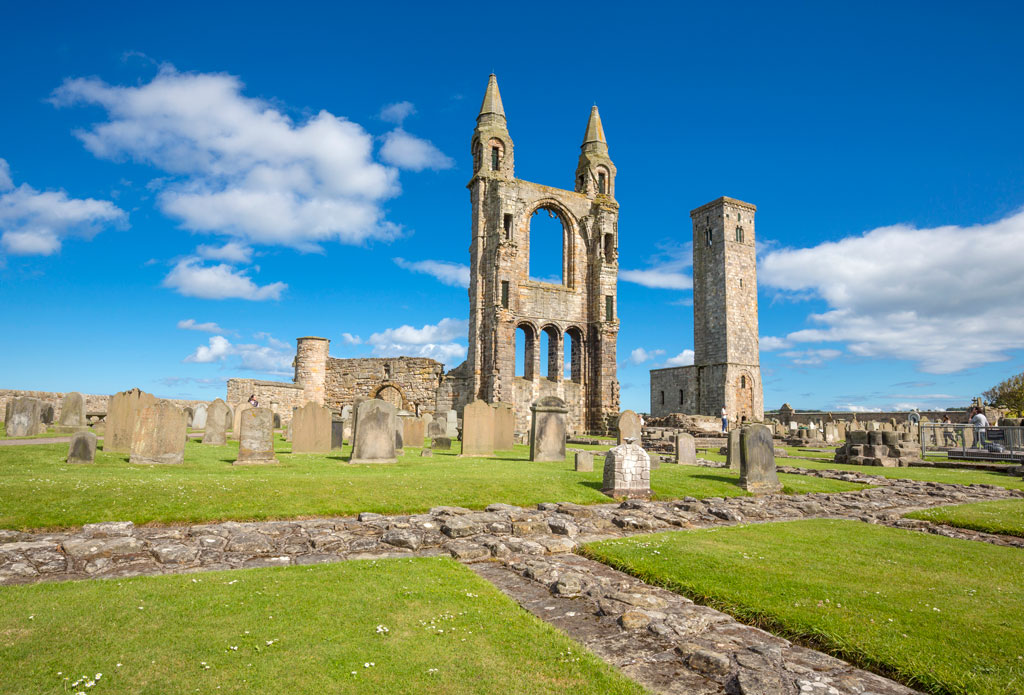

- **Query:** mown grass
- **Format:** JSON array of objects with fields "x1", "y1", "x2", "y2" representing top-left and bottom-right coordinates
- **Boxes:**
[
  {"x1": 0, "y1": 437, "x2": 863, "y2": 529},
  {"x1": 0, "y1": 423, "x2": 72, "y2": 439},
  {"x1": 905, "y1": 499, "x2": 1024, "y2": 537},
  {"x1": 0, "y1": 556, "x2": 646, "y2": 695},
  {"x1": 584, "y1": 519, "x2": 1024, "y2": 695}
]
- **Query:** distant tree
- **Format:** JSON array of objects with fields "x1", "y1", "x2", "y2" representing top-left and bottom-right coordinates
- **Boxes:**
[{"x1": 983, "y1": 372, "x2": 1024, "y2": 416}]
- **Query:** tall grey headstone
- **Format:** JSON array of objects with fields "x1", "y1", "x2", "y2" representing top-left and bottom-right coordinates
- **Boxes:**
[
  {"x1": 67, "y1": 430, "x2": 98, "y2": 464},
  {"x1": 617, "y1": 410, "x2": 642, "y2": 445},
  {"x1": 56, "y1": 392, "x2": 87, "y2": 433},
  {"x1": 601, "y1": 440, "x2": 651, "y2": 499},
  {"x1": 445, "y1": 409, "x2": 458, "y2": 438},
  {"x1": 6, "y1": 397, "x2": 46, "y2": 437},
  {"x1": 575, "y1": 450, "x2": 594, "y2": 472},
  {"x1": 675, "y1": 432, "x2": 697, "y2": 465},
  {"x1": 461, "y1": 400, "x2": 494, "y2": 457},
  {"x1": 739, "y1": 424, "x2": 782, "y2": 494},
  {"x1": 130, "y1": 401, "x2": 187, "y2": 465},
  {"x1": 192, "y1": 403, "x2": 208, "y2": 430},
  {"x1": 492, "y1": 402, "x2": 515, "y2": 451},
  {"x1": 106, "y1": 388, "x2": 157, "y2": 453},
  {"x1": 235, "y1": 407, "x2": 278, "y2": 465},
  {"x1": 292, "y1": 401, "x2": 332, "y2": 454},
  {"x1": 203, "y1": 399, "x2": 230, "y2": 445},
  {"x1": 427, "y1": 417, "x2": 447, "y2": 439},
  {"x1": 350, "y1": 399, "x2": 398, "y2": 464},
  {"x1": 727, "y1": 428, "x2": 741, "y2": 471},
  {"x1": 529, "y1": 396, "x2": 568, "y2": 462},
  {"x1": 331, "y1": 420, "x2": 345, "y2": 449}
]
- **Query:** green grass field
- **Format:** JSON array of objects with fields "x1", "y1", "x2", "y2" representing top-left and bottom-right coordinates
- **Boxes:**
[
  {"x1": 0, "y1": 437, "x2": 863, "y2": 529},
  {"x1": 0, "y1": 556, "x2": 646, "y2": 695},
  {"x1": 585, "y1": 519, "x2": 1024, "y2": 695},
  {"x1": 905, "y1": 499, "x2": 1024, "y2": 537},
  {"x1": 0, "y1": 423, "x2": 72, "y2": 439}
]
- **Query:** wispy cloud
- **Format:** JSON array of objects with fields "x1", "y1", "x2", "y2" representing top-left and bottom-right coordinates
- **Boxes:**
[
  {"x1": 620, "y1": 240, "x2": 693, "y2": 290},
  {"x1": 177, "y1": 318, "x2": 227, "y2": 333},
  {"x1": 664, "y1": 349, "x2": 695, "y2": 367},
  {"x1": 393, "y1": 257, "x2": 469, "y2": 288},
  {"x1": 367, "y1": 317, "x2": 467, "y2": 364},
  {"x1": 163, "y1": 257, "x2": 286, "y2": 301},
  {"x1": 628, "y1": 347, "x2": 665, "y2": 365}
]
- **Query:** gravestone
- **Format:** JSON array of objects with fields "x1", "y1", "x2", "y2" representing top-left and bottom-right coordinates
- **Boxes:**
[
  {"x1": 350, "y1": 399, "x2": 398, "y2": 464},
  {"x1": 529, "y1": 396, "x2": 567, "y2": 462},
  {"x1": 130, "y1": 401, "x2": 187, "y2": 465},
  {"x1": 273, "y1": 413, "x2": 282, "y2": 429},
  {"x1": 331, "y1": 420, "x2": 345, "y2": 449},
  {"x1": 492, "y1": 402, "x2": 515, "y2": 451},
  {"x1": 292, "y1": 402, "x2": 332, "y2": 454},
  {"x1": 67, "y1": 430, "x2": 98, "y2": 464},
  {"x1": 3, "y1": 400, "x2": 10, "y2": 425},
  {"x1": 192, "y1": 403, "x2": 208, "y2": 430},
  {"x1": 727, "y1": 428, "x2": 741, "y2": 471},
  {"x1": 40, "y1": 403, "x2": 54, "y2": 425},
  {"x1": 403, "y1": 415, "x2": 427, "y2": 448},
  {"x1": 575, "y1": 450, "x2": 594, "y2": 472},
  {"x1": 461, "y1": 400, "x2": 494, "y2": 457},
  {"x1": 56, "y1": 392, "x2": 87, "y2": 433},
  {"x1": 6, "y1": 397, "x2": 46, "y2": 437},
  {"x1": 183, "y1": 406, "x2": 194, "y2": 428},
  {"x1": 232, "y1": 404, "x2": 252, "y2": 439},
  {"x1": 427, "y1": 417, "x2": 447, "y2": 439},
  {"x1": 675, "y1": 432, "x2": 697, "y2": 465},
  {"x1": 234, "y1": 407, "x2": 278, "y2": 465},
  {"x1": 202, "y1": 399, "x2": 230, "y2": 445},
  {"x1": 739, "y1": 424, "x2": 781, "y2": 494},
  {"x1": 617, "y1": 410, "x2": 642, "y2": 445},
  {"x1": 106, "y1": 388, "x2": 157, "y2": 453},
  {"x1": 444, "y1": 409, "x2": 458, "y2": 438},
  {"x1": 431, "y1": 437, "x2": 452, "y2": 450},
  {"x1": 602, "y1": 440, "x2": 651, "y2": 499}
]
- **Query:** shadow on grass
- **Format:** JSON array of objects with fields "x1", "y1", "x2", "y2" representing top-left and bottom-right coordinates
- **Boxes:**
[
  {"x1": 579, "y1": 480, "x2": 604, "y2": 491},
  {"x1": 689, "y1": 472, "x2": 744, "y2": 489}
]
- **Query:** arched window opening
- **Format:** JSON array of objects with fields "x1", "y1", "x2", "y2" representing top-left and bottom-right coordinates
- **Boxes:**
[
  {"x1": 735, "y1": 226, "x2": 744, "y2": 243},
  {"x1": 491, "y1": 146, "x2": 500, "y2": 170},
  {"x1": 528, "y1": 207, "x2": 565, "y2": 285},
  {"x1": 515, "y1": 324, "x2": 536, "y2": 379},
  {"x1": 541, "y1": 326, "x2": 561, "y2": 381},
  {"x1": 598, "y1": 171, "x2": 607, "y2": 194},
  {"x1": 741, "y1": 375, "x2": 747, "y2": 388},
  {"x1": 472, "y1": 139, "x2": 481, "y2": 172},
  {"x1": 564, "y1": 327, "x2": 584, "y2": 383},
  {"x1": 603, "y1": 233, "x2": 615, "y2": 261},
  {"x1": 503, "y1": 214, "x2": 512, "y2": 240},
  {"x1": 705, "y1": 228, "x2": 713, "y2": 247}
]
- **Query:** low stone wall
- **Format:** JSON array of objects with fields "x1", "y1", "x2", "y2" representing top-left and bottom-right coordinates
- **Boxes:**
[
  {"x1": 226, "y1": 379, "x2": 306, "y2": 425},
  {"x1": 0, "y1": 389, "x2": 207, "y2": 424}
]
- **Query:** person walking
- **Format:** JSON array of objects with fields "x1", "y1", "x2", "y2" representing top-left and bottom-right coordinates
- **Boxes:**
[
  {"x1": 970, "y1": 407, "x2": 989, "y2": 448},
  {"x1": 721, "y1": 406, "x2": 728, "y2": 433}
]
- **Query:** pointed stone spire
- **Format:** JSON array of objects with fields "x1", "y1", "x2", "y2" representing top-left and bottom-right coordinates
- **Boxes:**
[
  {"x1": 478, "y1": 74, "x2": 506, "y2": 122},
  {"x1": 582, "y1": 105, "x2": 606, "y2": 145}
]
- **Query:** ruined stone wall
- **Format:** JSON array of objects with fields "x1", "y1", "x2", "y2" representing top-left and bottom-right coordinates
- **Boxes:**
[
  {"x1": 768, "y1": 410, "x2": 972, "y2": 425},
  {"x1": 649, "y1": 366, "x2": 698, "y2": 417},
  {"x1": 294, "y1": 337, "x2": 330, "y2": 406},
  {"x1": 323, "y1": 357, "x2": 444, "y2": 414},
  {"x1": 0, "y1": 389, "x2": 207, "y2": 423},
  {"x1": 226, "y1": 379, "x2": 306, "y2": 423}
]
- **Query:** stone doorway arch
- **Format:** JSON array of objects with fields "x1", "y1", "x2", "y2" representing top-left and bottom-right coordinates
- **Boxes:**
[{"x1": 374, "y1": 384, "x2": 405, "y2": 411}]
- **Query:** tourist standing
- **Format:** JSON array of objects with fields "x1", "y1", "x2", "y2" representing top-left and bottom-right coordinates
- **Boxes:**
[
  {"x1": 970, "y1": 407, "x2": 989, "y2": 448},
  {"x1": 721, "y1": 406, "x2": 728, "y2": 433}
]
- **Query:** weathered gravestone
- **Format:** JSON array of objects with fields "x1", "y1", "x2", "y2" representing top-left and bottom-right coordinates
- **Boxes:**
[
  {"x1": 67, "y1": 430, "x2": 98, "y2": 464},
  {"x1": 739, "y1": 424, "x2": 782, "y2": 494},
  {"x1": 183, "y1": 407, "x2": 194, "y2": 428},
  {"x1": 234, "y1": 407, "x2": 278, "y2": 465},
  {"x1": 106, "y1": 388, "x2": 157, "y2": 453},
  {"x1": 427, "y1": 417, "x2": 447, "y2": 439},
  {"x1": 431, "y1": 437, "x2": 452, "y2": 450},
  {"x1": 461, "y1": 400, "x2": 494, "y2": 457},
  {"x1": 575, "y1": 450, "x2": 594, "y2": 472},
  {"x1": 3, "y1": 400, "x2": 11, "y2": 426},
  {"x1": 331, "y1": 420, "x2": 345, "y2": 449},
  {"x1": 492, "y1": 402, "x2": 515, "y2": 451},
  {"x1": 444, "y1": 409, "x2": 458, "y2": 438},
  {"x1": 727, "y1": 428, "x2": 741, "y2": 471},
  {"x1": 402, "y1": 415, "x2": 427, "y2": 448},
  {"x1": 350, "y1": 399, "x2": 397, "y2": 464},
  {"x1": 291, "y1": 401, "x2": 331, "y2": 454},
  {"x1": 130, "y1": 401, "x2": 187, "y2": 465},
  {"x1": 675, "y1": 432, "x2": 697, "y2": 465},
  {"x1": 202, "y1": 399, "x2": 230, "y2": 445},
  {"x1": 40, "y1": 403, "x2": 54, "y2": 425},
  {"x1": 617, "y1": 410, "x2": 642, "y2": 446},
  {"x1": 56, "y1": 392, "x2": 87, "y2": 433},
  {"x1": 602, "y1": 439, "x2": 651, "y2": 499},
  {"x1": 6, "y1": 397, "x2": 46, "y2": 437},
  {"x1": 272, "y1": 413, "x2": 282, "y2": 429},
  {"x1": 192, "y1": 403, "x2": 208, "y2": 430},
  {"x1": 232, "y1": 404, "x2": 252, "y2": 439},
  {"x1": 529, "y1": 396, "x2": 568, "y2": 462}
]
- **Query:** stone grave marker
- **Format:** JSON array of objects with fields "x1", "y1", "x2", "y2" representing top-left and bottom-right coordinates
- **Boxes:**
[
  {"x1": 40, "y1": 403, "x2": 54, "y2": 425},
  {"x1": 56, "y1": 392, "x2": 87, "y2": 433},
  {"x1": 232, "y1": 404, "x2": 252, "y2": 439},
  {"x1": 675, "y1": 432, "x2": 697, "y2": 465},
  {"x1": 183, "y1": 406, "x2": 194, "y2": 428},
  {"x1": 6, "y1": 397, "x2": 46, "y2": 437},
  {"x1": 727, "y1": 428, "x2": 741, "y2": 471},
  {"x1": 529, "y1": 396, "x2": 567, "y2": 462},
  {"x1": 575, "y1": 450, "x2": 594, "y2": 472},
  {"x1": 445, "y1": 409, "x2": 458, "y2": 438},
  {"x1": 427, "y1": 416, "x2": 447, "y2": 439},
  {"x1": 492, "y1": 402, "x2": 515, "y2": 451},
  {"x1": 350, "y1": 399, "x2": 398, "y2": 464},
  {"x1": 130, "y1": 401, "x2": 187, "y2": 465},
  {"x1": 403, "y1": 415, "x2": 427, "y2": 448},
  {"x1": 331, "y1": 420, "x2": 345, "y2": 449},
  {"x1": 234, "y1": 407, "x2": 278, "y2": 465},
  {"x1": 461, "y1": 400, "x2": 494, "y2": 457},
  {"x1": 739, "y1": 424, "x2": 781, "y2": 494},
  {"x1": 602, "y1": 439, "x2": 651, "y2": 499},
  {"x1": 202, "y1": 399, "x2": 230, "y2": 445},
  {"x1": 431, "y1": 437, "x2": 452, "y2": 450},
  {"x1": 106, "y1": 388, "x2": 157, "y2": 453},
  {"x1": 192, "y1": 403, "x2": 208, "y2": 430},
  {"x1": 291, "y1": 402, "x2": 332, "y2": 454},
  {"x1": 617, "y1": 410, "x2": 642, "y2": 445},
  {"x1": 67, "y1": 430, "x2": 98, "y2": 464}
]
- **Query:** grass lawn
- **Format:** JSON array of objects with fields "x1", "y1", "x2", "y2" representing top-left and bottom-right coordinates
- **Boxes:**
[
  {"x1": 584, "y1": 519, "x2": 1024, "y2": 695},
  {"x1": 0, "y1": 437, "x2": 863, "y2": 529},
  {"x1": 0, "y1": 423, "x2": 72, "y2": 439},
  {"x1": 905, "y1": 499, "x2": 1024, "y2": 537},
  {"x1": 0, "y1": 556, "x2": 646, "y2": 695}
]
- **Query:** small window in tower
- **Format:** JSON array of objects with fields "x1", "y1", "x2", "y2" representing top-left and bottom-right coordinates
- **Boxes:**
[
  {"x1": 739, "y1": 278, "x2": 743, "y2": 288},
  {"x1": 578, "y1": 175, "x2": 584, "y2": 190},
  {"x1": 501, "y1": 280, "x2": 509, "y2": 309},
  {"x1": 598, "y1": 171, "x2": 607, "y2": 194},
  {"x1": 660, "y1": 391, "x2": 665, "y2": 405},
  {"x1": 605, "y1": 295, "x2": 614, "y2": 321},
  {"x1": 741, "y1": 375, "x2": 747, "y2": 388},
  {"x1": 735, "y1": 227, "x2": 744, "y2": 243},
  {"x1": 503, "y1": 214, "x2": 512, "y2": 240},
  {"x1": 705, "y1": 228, "x2": 713, "y2": 247},
  {"x1": 384, "y1": 364, "x2": 391, "y2": 379},
  {"x1": 679, "y1": 389, "x2": 684, "y2": 405},
  {"x1": 491, "y1": 146, "x2": 500, "y2": 170},
  {"x1": 603, "y1": 233, "x2": 615, "y2": 260}
]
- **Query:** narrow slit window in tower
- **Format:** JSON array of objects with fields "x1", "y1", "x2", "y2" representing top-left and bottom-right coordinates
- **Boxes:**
[
  {"x1": 735, "y1": 227, "x2": 744, "y2": 242},
  {"x1": 503, "y1": 214, "x2": 512, "y2": 239},
  {"x1": 705, "y1": 228, "x2": 713, "y2": 247},
  {"x1": 500, "y1": 280, "x2": 509, "y2": 309},
  {"x1": 598, "y1": 171, "x2": 606, "y2": 194},
  {"x1": 491, "y1": 146, "x2": 500, "y2": 170},
  {"x1": 679, "y1": 389, "x2": 684, "y2": 405},
  {"x1": 605, "y1": 295, "x2": 614, "y2": 321},
  {"x1": 603, "y1": 233, "x2": 614, "y2": 260},
  {"x1": 741, "y1": 375, "x2": 747, "y2": 388},
  {"x1": 660, "y1": 391, "x2": 665, "y2": 405}
]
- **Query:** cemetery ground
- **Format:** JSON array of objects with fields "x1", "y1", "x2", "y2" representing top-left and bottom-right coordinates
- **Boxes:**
[
  {"x1": 0, "y1": 556, "x2": 644, "y2": 695},
  {"x1": 904, "y1": 498, "x2": 1024, "y2": 537},
  {"x1": 0, "y1": 438, "x2": 864, "y2": 530},
  {"x1": 584, "y1": 519, "x2": 1024, "y2": 695}
]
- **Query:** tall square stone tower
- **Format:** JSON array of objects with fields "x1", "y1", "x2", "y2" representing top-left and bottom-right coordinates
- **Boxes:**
[{"x1": 460, "y1": 74, "x2": 620, "y2": 434}]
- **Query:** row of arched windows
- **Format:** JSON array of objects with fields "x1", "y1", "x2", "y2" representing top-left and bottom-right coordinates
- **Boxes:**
[{"x1": 515, "y1": 324, "x2": 584, "y2": 383}]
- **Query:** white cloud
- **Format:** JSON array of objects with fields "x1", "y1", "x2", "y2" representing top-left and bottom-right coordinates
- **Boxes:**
[
  {"x1": 184, "y1": 334, "x2": 292, "y2": 375},
  {"x1": 177, "y1": 318, "x2": 226, "y2": 333},
  {"x1": 628, "y1": 347, "x2": 665, "y2": 365},
  {"x1": 341, "y1": 332, "x2": 362, "y2": 345},
  {"x1": 781, "y1": 348, "x2": 842, "y2": 366},
  {"x1": 836, "y1": 404, "x2": 884, "y2": 413},
  {"x1": 620, "y1": 240, "x2": 693, "y2": 290},
  {"x1": 760, "y1": 335, "x2": 793, "y2": 351},
  {"x1": 761, "y1": 209, "x2": 1024, "y2": 373},
  {"x1": 664, "y1": 349, "x2": 695, "y2": 367},
  {"x1": 51, "y1": 66, "x2": 445, "y2": 251},
  {"x1": 367, "y1": 317, "x2": 467, "y2": 364},
  {"x1": 380, "y1": 101, "x2": 415, "y2": 125},
  {"x1": 185, "y1": 335, "x2": 232, "y2": 363},
  {"x1": 196, "y1": 240, "x2": 253, "y2": 263},
  {"x1": 379, "y1": 128, "x2": 454, "y2": 171},
  {"x1": 0, "y1": 158, "x2": 126, "y2": 256},
  {"x1": 163, "y1": 257, "x2": 286, "y2": 300},
  {"x1": 252, "y1": 332, "x2": 290, "y2": 351},
  {"x1": 394, "y1": 257, "x2": 469, "y2": 288}
]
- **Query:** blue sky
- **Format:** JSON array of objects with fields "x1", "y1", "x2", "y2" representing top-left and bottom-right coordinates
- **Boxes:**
[{"x1": 1, "y1": 1, "x2": 1022, "y2": 414}]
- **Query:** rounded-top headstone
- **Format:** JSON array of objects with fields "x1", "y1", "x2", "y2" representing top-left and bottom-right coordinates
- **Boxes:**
[
  {"x1": 350, "y1": 398, "x2": 398, "y2": 464},
  {"x1": 529, "y1": 396, "x2": 568, "y2": 462},
  {"x1": 235, "y1": 407, "x2": 278, "y2": 465},
  {"x1": 739, "y1": 424, "x2": 781, "y2": 494},
  {"x1": 617, "y1": 410, "x2": 642, "y2": 446},
  {"x1": 58, "y1": 392, "x2": 86, "y2": 429},
  {"x1": 202, "y1": 399, "x2": 230, "y2": 445},
  {"x1": 67, "y1": 430, "x2": 98, "y2": 464}
]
